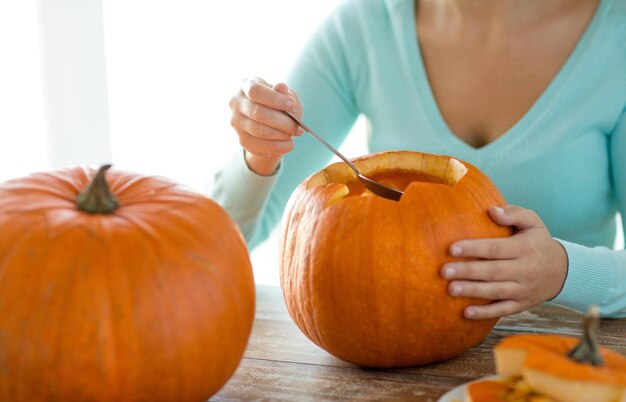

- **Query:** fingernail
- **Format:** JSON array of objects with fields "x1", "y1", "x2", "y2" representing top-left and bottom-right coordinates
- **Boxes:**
[
  {"x1": 450, "y1": 284, "x2": 462, "y2": 296},
  {"x1": 297, "y1": 126, "x2": 304, "y2": 136},
  {"x1": 285, "y1": 99, "x2": 294, "y2": 110},
  {"x1": 493, "y1": 206, "x2": 504, "y2": 215},
  {"x1": 450, "y1": 245, "x2": 463, "y2": 256},
  {"x1": 443, "y1": 265, "x2": 456, "y2": 278},
  {"x1": 465, "y1": 309, "x2": 476, "y2": 318}
]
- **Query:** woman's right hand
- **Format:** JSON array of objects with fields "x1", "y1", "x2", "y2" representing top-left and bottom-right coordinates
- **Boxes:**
[{"x1": 229, "y1": 77, "x2": 304, "y2": 176}]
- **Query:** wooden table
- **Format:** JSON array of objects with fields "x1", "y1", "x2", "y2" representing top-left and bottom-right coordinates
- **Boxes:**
[{"x1": 213, "y1": 285, "x2": 626, "y2": 401}]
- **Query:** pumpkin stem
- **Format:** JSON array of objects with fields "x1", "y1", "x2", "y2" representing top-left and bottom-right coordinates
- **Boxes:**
[
  {"x1": 76, "y1": 164, "x2": 119, "y2": 214},
  {"x1": 567, "y1": 305, "x2": 604, "y2": 366}
]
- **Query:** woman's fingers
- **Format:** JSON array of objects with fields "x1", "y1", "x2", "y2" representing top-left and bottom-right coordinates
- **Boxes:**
[
  {"x1": 464, "y1": 300, "x2": 523, "y2": 320},
  {"x1": 447, "y1": 280, "x2": 521, "y2": 301},
  {"x1": 450, "y1": 237, "x2": 520, "y2": 260},
  {"x1": 488, "y1": 205, "x2": 544, "y2": 231},
  {"x1": 234, "y1": 111, "x2": 295, "y2": 141},
  {"x1": 228, "y1": 77, "x2": 304, "y2": 174},
  {"x1": 441, "y1": 259, "x2": 518, "y2": 282},
  {"x1": 442, "y1": 205, "x2": 569, "y2": 320},
  {"x1": 449, "y1": 280, "x2": 528, "y2": 318},
  {"x1": 242, "y1": 77, "x2": 296, "y2": 111},
  {"x1": 235, "y1": 128, "x2": 294, "y2": 156},
  {"x1": 273, "y1": 82, "x2": 290, "y2": 96},
  {"x1": 231, "y1": 80, "x2": 302, "y2": 137},
  {"x1": 449, "y1": 205, "x2": 545, "y2": 260}
]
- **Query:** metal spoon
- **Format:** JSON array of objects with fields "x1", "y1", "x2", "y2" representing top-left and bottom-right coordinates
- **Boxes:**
[{"x1": 283, "y1": 111, "x2": 403, "y2": 201}]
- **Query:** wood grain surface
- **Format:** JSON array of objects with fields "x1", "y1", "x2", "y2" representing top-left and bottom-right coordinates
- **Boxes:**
[{"x1": 212, "y1": 285, "x2": 626, "y2": 402}]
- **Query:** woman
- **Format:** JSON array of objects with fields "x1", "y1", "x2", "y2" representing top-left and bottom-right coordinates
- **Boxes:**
[{"x1": 209, "y1": 0, "x2": 626, "y2": 319}]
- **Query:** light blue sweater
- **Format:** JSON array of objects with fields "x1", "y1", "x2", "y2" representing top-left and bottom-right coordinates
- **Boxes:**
[{"x1": 209, "y1": 0, "x2": 626, "y2": 317}]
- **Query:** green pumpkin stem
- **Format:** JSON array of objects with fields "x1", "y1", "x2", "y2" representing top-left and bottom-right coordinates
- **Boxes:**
[
  {"x1": 76, "y1": 164, "x2": 119, "y2": 214},
  {"x1": 567, "y1": 305, "x2": 604, "y2": 366}
]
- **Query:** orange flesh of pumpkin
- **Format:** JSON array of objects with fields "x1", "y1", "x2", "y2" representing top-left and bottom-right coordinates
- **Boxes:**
[
  {"x1": 496, "y1": 334, "x2": 626, "y2": 387},
  {"x1": 305, "y1": 150, "x2": 468, "y2": 194},
  {"x1": 524, "y1": 346, "x2": 626, "y2": 387},
  {"x1": 466, "y1": 377, "x2": 555, "y2": 402},
  {"x1": 345, "y1": 170, "x2": 446, "y2": 197},
  {"x1": 466, "y1": 380, "x2": 511, "y2": 402}
]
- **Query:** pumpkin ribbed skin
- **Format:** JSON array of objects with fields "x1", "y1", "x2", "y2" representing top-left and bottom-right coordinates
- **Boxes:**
[
  {"x1": 279, "y1": 151, "x2": 512, "y2": 368},
  {"x1": 0, "y1": 167, "x2": 255, "y2": 402}
]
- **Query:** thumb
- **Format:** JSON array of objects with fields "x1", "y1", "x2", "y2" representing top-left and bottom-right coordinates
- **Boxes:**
[
  {"x1": 488, "y1": 205, "x2": 542, "y2": 231},
  {"x1": 273, "y1": 82, "x2": 290, "y2": 95},
  {"x1": 273, "y1": 82, "x2": 302, "y2": 116}
]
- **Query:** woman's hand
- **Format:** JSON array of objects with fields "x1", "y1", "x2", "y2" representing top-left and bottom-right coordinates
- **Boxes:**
[
  {"x1": 441, "y1": 205, "x2": 569, "y2": 320},
  {"x1": 229, "y1": 77, "x2": 303, "y2": 176}
]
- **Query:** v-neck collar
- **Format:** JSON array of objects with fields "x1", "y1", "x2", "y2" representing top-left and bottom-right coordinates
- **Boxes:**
[{"x1": 402, "y1": 0, "x2": 611, "y2": 155}]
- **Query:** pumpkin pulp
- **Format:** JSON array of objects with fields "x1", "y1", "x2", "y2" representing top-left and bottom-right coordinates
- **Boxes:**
[
  {"x1": 466, "y1": 376, "x2": 551, "y2": 402},
  {"x1": 305, "y1": 152, "x2": 469, "y2": 203},
  {"x1": 345, "y1": 170, "x2": 446, "y2": 197}
]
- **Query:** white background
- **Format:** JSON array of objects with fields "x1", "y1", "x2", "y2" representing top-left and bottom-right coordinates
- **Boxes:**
[{"x1": 0, "y1": 0, "x2": 47, "y2": 183}]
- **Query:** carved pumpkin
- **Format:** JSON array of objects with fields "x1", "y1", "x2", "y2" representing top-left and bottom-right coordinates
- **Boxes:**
[
  {"x1": 0, "y1": 165, "x2": 255, "y2": 402},
  {"x1": 493, "y1": 307, "x2": 626, "y2": 402},
  {"x1": 279, "y1": 150, "x2": 512, "y2": 367}
]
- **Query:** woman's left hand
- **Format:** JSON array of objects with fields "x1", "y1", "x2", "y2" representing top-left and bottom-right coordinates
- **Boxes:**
[{"x1": 441, "y1": 205, "x2": 569, "y2": 320}]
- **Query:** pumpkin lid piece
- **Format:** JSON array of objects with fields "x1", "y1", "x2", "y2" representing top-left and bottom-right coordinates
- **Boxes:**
[
  {"x1": 495, "y1": 307, "x2": 626, "y2": 402},
  {"x1": 523, "y1": 308, "x2": 626, "y2": 402}
]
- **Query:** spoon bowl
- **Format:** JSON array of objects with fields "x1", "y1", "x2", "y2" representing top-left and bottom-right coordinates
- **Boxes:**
[{"x1": 283, "y1": 111, "x2": 403, "y2": 202}]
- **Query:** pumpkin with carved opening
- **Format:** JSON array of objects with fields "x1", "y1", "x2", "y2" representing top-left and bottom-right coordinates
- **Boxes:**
[{"x1": 279, "y1": 150, "x2": 512, "y2": 367}]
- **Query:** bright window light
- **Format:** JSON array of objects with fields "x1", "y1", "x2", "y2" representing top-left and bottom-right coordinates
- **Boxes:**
[
  {"x1": 102, "y1": 0, "x2": 349, "y2": 284},
  {"x1": 0, "y1": 0, "x2": 46, "y2": 183},
  {"x1": 102, "y1": 0, "x2": 344, "y2": 191}
]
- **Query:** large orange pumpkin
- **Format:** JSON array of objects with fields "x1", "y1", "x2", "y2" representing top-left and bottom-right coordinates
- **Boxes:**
[
  {"x1": 0, "y1": 165, "x2": 255, "y2": 402},
  {"x1": 279, "y1": 150, "x2": 512, "y2": 367}
]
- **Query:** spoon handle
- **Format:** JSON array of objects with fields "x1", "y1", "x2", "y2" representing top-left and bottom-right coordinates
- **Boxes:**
[{"x1": 283, "y1": 111, "x2": 361, "y2": 176}]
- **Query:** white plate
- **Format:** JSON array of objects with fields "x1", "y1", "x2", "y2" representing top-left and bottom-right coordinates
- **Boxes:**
[{"x1": 437, "y1": 375, "x2": 504, "y2": 402}]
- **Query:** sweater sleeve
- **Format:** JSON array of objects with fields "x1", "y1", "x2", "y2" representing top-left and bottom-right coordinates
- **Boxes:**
[
  {"x1": 207, "y1": 1, "x2": 361, "y2": 249},
  {"x1": 205, "y1": 150, "x2": 283, "y2": 243},
  {"x1": 551, "y1": 107, "x2": 626, "y2": 318}
]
